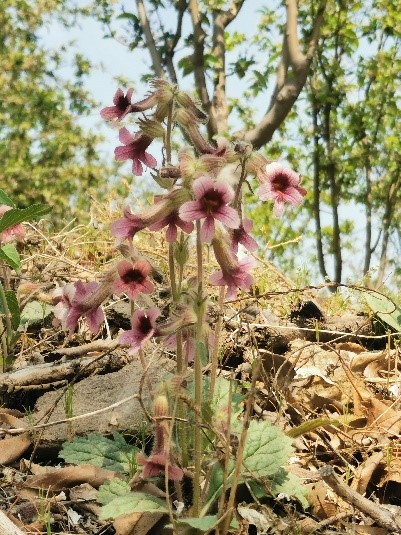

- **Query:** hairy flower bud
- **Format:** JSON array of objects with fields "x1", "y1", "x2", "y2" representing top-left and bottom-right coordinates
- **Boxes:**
[
  {"x1": 137, "y1": 118, "x2": 165, "y2": 138},
  {"x1": 176, "y1": 91, "x2": 207, "y2": 123},
  {"x1": 153, "y1": 395, "x2": 169, "y2": 418}
]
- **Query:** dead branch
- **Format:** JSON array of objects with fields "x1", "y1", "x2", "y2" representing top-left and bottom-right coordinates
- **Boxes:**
[{"x1": 320, "y1": 464, "x2": 401, "y2": 532}]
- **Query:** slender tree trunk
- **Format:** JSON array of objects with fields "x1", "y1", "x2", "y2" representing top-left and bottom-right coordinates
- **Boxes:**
[
  {"x1": 323, "y1": 102, "x2": 342, "y2": 284},
  {"x1": 311, "y1": 89, "x2": 329, "y2": 280},
  {"x1": 363, "y1": 164, "x2": 372, "y2": 274}
]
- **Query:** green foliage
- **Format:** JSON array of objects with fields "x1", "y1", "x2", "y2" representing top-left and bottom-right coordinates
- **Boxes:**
[
  {"x1": 363, "y1": 291, "x2": 401, "y2": 331},
  {"x1": 20, "y1": 301, "x2": 53, "y2": 327},
  {"x1": 0, "y1": 205, "x2": 50, "y2": 233},
  {"x1": 0, "y1": 244, "x2": 20, "y2": 272},
  {"x1": 98, "y1": 478, "x2": 132, "y2": 505},
  {"x1": 0, "y1": 0, "x2": 113, "y2": 224},
  {"x1": 59, "y1": 433, "x2": 138, "y2": 473},
  {"x1": 100, "y1": 492, "x2": 168, "y2": 520},
  {"x1": 0, "y1": 290, "x2": 21, "y2": 331}
]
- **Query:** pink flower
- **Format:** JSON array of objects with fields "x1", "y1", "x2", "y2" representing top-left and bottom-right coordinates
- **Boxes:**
[
  {"x1": 0, "y1": 205, "x2": 25, "y2": 244},
  {"x1": 110, "y1": 204, "x2": 146, "y2": 244},
  {"x1": 113, "y1": 260, "x2": 154, "y2": 300},
  {"x1": 231, "y1": 218, "x2": 258, "y2": 255},
  {"x1": 53, "y1": 281, "x2": 105, "y2": 333},
  {"x1": 100, "y1": 88, "x2": 134, "y2": 122},
  {"x1": 179, "y1": 176, "x2": 240, "y2": 242},
  {"x1": 114, "y1": 128, "x2": 157, "y2": 176},
  {"x1": 258, "y1": 162, "x2": 307, "y2": 217},
  {"x1": 210, "y1": 236, "x2": 257, "y2": 300},
  {"x1": 148, "y1": 209, "x2": 194, "y2": 242},
  {"x1": 119, "y1": 307, "x2": 161, "y2": 354},
  {"x1": 137, "y1": 451, "x2": 183, "y2": 481}
]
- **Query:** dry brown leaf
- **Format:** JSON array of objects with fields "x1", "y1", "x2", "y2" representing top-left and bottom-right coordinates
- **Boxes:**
[
  {"x1": 114, "y1": 512, "x2": 164, "y2": 535},
  {"x1": 351, "y1": 451, "x2": 384, "y2": 494},
  {"x1": 306, "y1": 481, "x2": 338, "y2": 520},
  {"x1": 0, "y1": 434, "x2": 32, "y2": 465},
  {"x1": 23, "y1": 464, "x2": 120, "y2": 490},
  {"x1": 363, "y1": 398, "x2": 401, "y2": 435},
  {"x1": 336, "y1": 342, "x2": 366, "y2": 354},
  {"x1": 69, "y1": 482, "x2": 98, "y2": 502}
]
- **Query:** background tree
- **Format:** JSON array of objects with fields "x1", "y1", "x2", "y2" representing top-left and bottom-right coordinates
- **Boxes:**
[{"x1": 0, "y1": 0, "x2": 115, "y2": 223}]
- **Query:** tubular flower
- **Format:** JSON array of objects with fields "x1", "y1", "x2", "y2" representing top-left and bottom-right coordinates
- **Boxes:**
[
  {"x1": 100, "y1": 88, "x2": 134, "y2": 122},
  {"x1": 114, "y1": 128, "x2": 157, "y2": 176},
  {"x1": 53, "y1": 280, "x2": 108, "y2": 333},
  {"x1": 210, "y1": 235, "x2": 257, "y2": 300},
  {"x1": 113, "y1": 259, "x2": 154, "y2": 300},
  {"x1": 148, "y1": 209, "x2": 194, "y2": 242},
  {"x1": 230, "y1": 218, "x2": 258, "y2": 255},
  {"x1": 179, "y1": 176, "x2": 240, "y2": 242},
  {"x1": 0, "y1": 205, "x2": 25, "y2": 244},
  {"x1": 119, "y1": 307, "x2": 161, "y2": 354},
  {"x1": 137, "y1": 395, "x2": 183, "y2": 481},
  {"x1": 258, "y1": 162, "x2": 307, "y2": 217},
  {"x1": 110, "y1": 204, "x2": 147, "y2": 244}
]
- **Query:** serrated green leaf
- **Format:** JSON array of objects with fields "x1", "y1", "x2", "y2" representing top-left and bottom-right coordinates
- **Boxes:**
[
  {"x1": 0, "y1": 190, "x2": 15, "y2": 207},
  {"x1": 364, "y1": 291, "x2": 401, "y2": 331},
  {"x1": 19, "y1": 301, "x2": 53, "y2": 327},
  {"x1": 270, "y1": 469, "x2": 309, "y2": 509},
  {"x1": 203, "y1": 421, "x2": 293, "y2": 514},
  {"x1": 0, "y1": 290, "x2": 20, "y2": 330},
  {"x1": 243, "y1": 421, "x2": 293, "y2": 478},
  {"x1": 0, "y1": 244, "x2": 20, "y2": 271},
  {"x1": 100, "y1": 492, "x2": 168, "y2": 520},
  {"x1": 59, "y1": 434, "x2": 137, "y2": 473},
  {"x1": 178, "y1": 515, "x2": 219, "y2": 530},
  {"x1": 0, "y1": 204, "x2": 51, "y2": 233},
  {"x1": 287, "y1": 417, "x2": 341, "y2": 438},
  {"x1": 98, "y1": 478, "x2": 131, "y2": 505}
]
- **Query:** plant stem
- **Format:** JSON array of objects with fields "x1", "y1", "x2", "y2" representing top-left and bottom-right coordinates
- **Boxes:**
[
  {"x1": 209, "y1": 285, "x2": 225, "y2": 403},
  {"x1": 0, "y1": 280, "x2": 12, "y2": 369},
  {"x1": 193, "y1": 220, "x2": 204, "y2": 516},
  {"x1": 233, "y1": 158, "x2": 247, "y2": 209}
]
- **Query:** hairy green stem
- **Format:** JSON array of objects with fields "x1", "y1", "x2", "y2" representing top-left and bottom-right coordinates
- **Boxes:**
[
  {"x1": 193, "y1": 220, "x2": 204, "y2": 516},
  {"x1": 209, "y1": 285, "x2": 225, "y2": 403},
  {"x1": 0, "y1": 280, "x2": 12, "y2": 369}
]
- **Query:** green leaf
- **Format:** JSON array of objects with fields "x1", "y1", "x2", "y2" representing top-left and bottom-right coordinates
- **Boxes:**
[
  {"x1": 243, "y1": 420, "x2": 293, "y2": 478},
  {"x1": 287, "y1": 417, "x2": 341, "y2": 438},
  {"x1": 0, "y1": 290, "x2": 20, "y2": 330},
  {"x1": 0, "y1": 205, "x2": 51, "y2": 233},
  {"x1": 59, "y1": 433, "x2": 137, "y2": 473},
  {"x1": 100, "y1": 492, "x2": 168, "y2": 520},
  {"x1": 270, "y1": 469, "x2": 309, "y2": 509},
  {"x1": 178, "y1": 515, "x2": 219, "y2": 531},
  {"x1": 197, "y1": 340, "x2": 208, "y2": 367},
  {"x1": 364, "y1": 291, "x2": 401, "y2": 331},
  {"x1": 0, "y1": 244, "x2": 20, "y2": 271},
  {"x1": 19, "y1": 301, "x2": 53, "y2": 327},
  {"x1": 98, "y1": 479, "x2": 131, "y2": 505},
  {"x1": 0, "y1": 190, "x2": 15, "y2": 207},
  {"x1": 177, "y1": 55, "x2": 194, "y2": 76}
]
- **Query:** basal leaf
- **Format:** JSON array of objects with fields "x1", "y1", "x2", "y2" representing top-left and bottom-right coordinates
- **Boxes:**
[
  {"x1": 0, "y1": 244, "x2": 20, "y2": 271},
  {"x1": 364, "y1": 291, "x2": 401, "y2": 331},
  {"x1": 178, "y1": 515, "x2": 219, "y2": 531},
  {"x1": 100, "y1": 492, "x2": 168, "y2": 520},
  {"x1": 98, "y1": 478, "x2": 131, "y2": 505},
  {"x1": 59, "y1": 434, "x2": 137, "y2": 473},
  {"x1": 0, "y1": 204, "x2": 51, "y2": 233},
  {"x1": 0, "y1": 290, "x2": 20, "y2": 330},
  {"x1": 19, "y1": 301, "x2": 53, "y2": 327},
  {"x1": 0, "y1": 190, "x2": 15, "y2": 207},
  {"x1": 270, "y1": 469, "x2": 309, "y2": 509}
]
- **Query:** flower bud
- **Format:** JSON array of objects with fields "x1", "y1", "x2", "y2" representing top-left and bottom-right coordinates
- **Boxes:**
[
  {"x1": 176, "y1": 91, "x2": 207, "y2": 123},
  {"x1": 174, "y1": 108, "x2": 198, "y2": 129},
  {"x1": 153, "y1": 395, "x2": 169, "y2": 418},
  {"x1": 137, "y1": 118, "x2": 165, "y2": 138}
]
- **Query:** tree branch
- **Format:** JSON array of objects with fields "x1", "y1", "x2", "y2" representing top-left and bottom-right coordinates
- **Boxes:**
[
  {"x1": 189, "y1": 0, "x2": 211, "y2": 116},
  {"x1": 136, "y1": 0, "x2": 164, "y2": 78},
  {"x1": 237, "y1": 0, "x2": 326, "y2": 148}
]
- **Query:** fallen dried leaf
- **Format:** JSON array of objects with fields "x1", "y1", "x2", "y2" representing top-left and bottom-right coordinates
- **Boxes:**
[
  {"x1": 113, "y1": 511, "x2": 164, "y2": 535},
  {"x1": 0, "y1": 434, "x2": 32, "y2": 465},
  {"x1": 24, "y1": 464, "x2": 120, "y2": 490}
]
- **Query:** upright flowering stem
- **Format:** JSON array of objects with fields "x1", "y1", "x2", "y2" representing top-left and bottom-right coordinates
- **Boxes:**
[
  {"x1": 233, "y1": 158, "x2": 247, "y2": 209},
  {"x1": 193, "y1": 220, "x2": 205, "y2": 516},
  {"x1": 0, "y1": 281, "x2": 12, "y2": 371},
  {"x1": 209, "y1": 286, "x2": 225, "y2": 403}
]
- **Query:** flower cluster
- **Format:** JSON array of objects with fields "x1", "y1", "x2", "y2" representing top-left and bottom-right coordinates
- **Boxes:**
[{"x1": 50, "y1": 80, "x2": 307, "y2": 484}]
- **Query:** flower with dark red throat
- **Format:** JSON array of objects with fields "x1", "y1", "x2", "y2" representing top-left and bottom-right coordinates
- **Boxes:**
[
  {"x1": 0, "y1": 205, "x2": 26, "y2": 244},
  {"x1": 179, "y1": 176, "x2": 240, "y2": 242},
  {"x1": 100, "y1": 88, "x2": 134, "y2": 122},
  {"x1": 210, "y1": 234, "x2": 257, "y2": 300},
  {"x1": 258, "y1": 162, "x2": 307, "y2": 217},
  {"x1": 53, "y1": 281, "x2": 107, "y2": 333},
  {"x1": 119, "y1": 307, "x2": 161, "y2": 354},
  {"x1": 114, "y1": 128, "x2": 157, "y2": 176},
  {"x1": 148, "y1": 209, "x2": 194, "y2": 242},
  {"x1": 113, "y1": 260, "x2": 154, "y2": 300},
  {"x1": 110, "y1": 204, "x2": 147, "y2": 244},
  {"x1": 231, "y1": 218, "x2": 258, "y2": 255}
]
